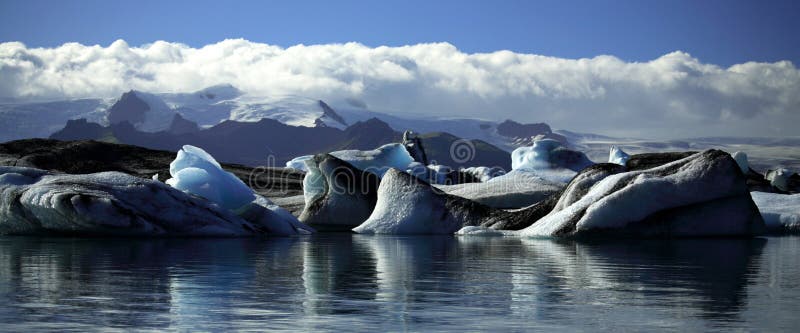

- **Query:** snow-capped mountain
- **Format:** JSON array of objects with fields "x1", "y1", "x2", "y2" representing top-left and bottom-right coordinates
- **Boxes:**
[{"x1": 107, "y1": 90, "x2": 177, "y2": 132}]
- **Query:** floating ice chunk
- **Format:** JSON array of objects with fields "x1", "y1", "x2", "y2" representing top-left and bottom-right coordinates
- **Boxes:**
[
  {"x1": 299, "y1": 154, "x2": 381, "y2": 230},
  {"x1": 750, "y1": 191, "x2": 800, "y2": 233},
  {"x1": 460, "y1": 166, "x2": 505, "y2": 182},
  {"x1": 732, "y1": 152, "x2": 749, "y2": 174},
  {"x1": 511, "y1": 139, "x2": 593, "y2": 183},
  {"x1": 766, "y1": 168, "x2": 792, "y2": 191},
  {"x1": 512, "y1": 139, "x2": 562, "y2": 170},
  {"x1": 608, "y1": 146, "x2": 630, "y2": 165},
  {"x1": 285, "y1": 155, "x2": 313, "y2": 172},
  {"x1": 519, "y1": 150, "x2": 765, "y2": 237},
  {"x1": 438, "y1": 170, "x2": 562, "y2": 208},
  {"x1": 455, "y1": 226, "x2": 506, "y2": 236},
  {"x1": 329, "y1": 143, "x2": 414, "y2": 177},
  {"x1": 152, "y1": 173, "x2": 159, "y2": 181},
  {"x1": 427, "y1": 164, "x2": 452, "y2": 184},
  {"x1": 0, "y1": 166, "x2": 263, "y2": 236},
  {"x1": 352, "y1": 168, "x2": 557, "y2": 234},
  {"x1": 237, "y1": 195, "x2": 316, "y2": 235},
  {"x1": 166, "y1": 145, "x2": 255, "y2": 211},
  {"x1": 405, "y1": 162, "x2": 428, "y2": 179},
  {"x1": 353, "y1": 169, "x2": 466, "y2": 234}
]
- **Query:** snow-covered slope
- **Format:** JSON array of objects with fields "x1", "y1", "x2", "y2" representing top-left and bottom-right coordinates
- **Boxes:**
[{"x1": 0, "y1": 99, "x2": 112, "y2": 142}]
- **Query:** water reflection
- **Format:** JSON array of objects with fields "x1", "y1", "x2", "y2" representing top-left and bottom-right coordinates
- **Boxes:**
[{"x1": 0, "y1": 235, "x2": 795, "y2": 331}]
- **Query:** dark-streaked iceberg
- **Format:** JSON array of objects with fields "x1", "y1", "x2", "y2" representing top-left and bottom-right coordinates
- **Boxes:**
[
  {"x1": 299, "y1": 154, "x2": 381, "y2": 231},
  {"x1": 518, "y1": 150, "x2": 765, "y2": 237},
  {"x1": 0, "y1": 166, "x2": 291, "y2": 236},
  {"x1": 358, "y1": 149, "x2": 765, "y2": 237}
]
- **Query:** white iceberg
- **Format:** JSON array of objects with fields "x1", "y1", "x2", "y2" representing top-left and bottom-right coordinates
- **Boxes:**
[
  {"x1": 166, "y1": 145, "x2": 255, "y2": 211},
  {"x1": 352, "y1": 169, "x2": 470, "y2": 234},
  {"x1": 732, "y1": 151, "x2": 749, "y2": 174},
  {"x1": 437, "y1": 170, "x2": 562, "y2": 208},
  {"x1": 329, "y1": 143, "x2": 415, "y2": 178},
  {"x1": 608, "y1": 146, "x2": 630, "y2": 165},
  {"x1": 750, "y1": 191, "x2": 800, "y2": 233},
  {"x1": 165, "y1": 145, "x2": 312, "y2": 235},
  {"x1": 454, "y1": 226, "x2": 506, "y2": 236},
  {"x1": 285, "y1": 155, "x2": 313, "y2": 172},
  {"x1": 766, "y1": 168, "x2": 792, "y2": 192},
  {"x1": 510, "y1": 139, "x2": 593, "y2": 183},
  {"x1": 426, "y1": 164, "x2": 453, "y2": 185},
  {"x1": 460, "y1": 166, "x2": 506, "y2": 182}
]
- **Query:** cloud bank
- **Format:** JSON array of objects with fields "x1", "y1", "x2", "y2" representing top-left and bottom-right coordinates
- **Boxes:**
[{"x1": 1, "y1": 39, "x2": 798, "y2": 138}]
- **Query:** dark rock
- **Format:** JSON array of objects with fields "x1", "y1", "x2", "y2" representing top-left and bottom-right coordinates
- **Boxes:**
[{"x1": 167, "y1": 113, "x2": 200, "y2": 135}]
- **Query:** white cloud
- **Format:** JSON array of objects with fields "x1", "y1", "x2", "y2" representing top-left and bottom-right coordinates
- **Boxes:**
[{"x1": 1, "y1": 39, "x2": 798, "y2": 138}]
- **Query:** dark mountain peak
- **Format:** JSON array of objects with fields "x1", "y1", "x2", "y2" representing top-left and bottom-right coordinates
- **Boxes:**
[
  {"x1": 50, "y1": 118, "x2": 107, "y2": 141},
  {"x1": 108, "y1": 90, "x2": 150, "y2": 125},
  {"x1": 497, "y1": 119, "x2": 552, "y2": 137},
  {"x1": 316, "y1": 100, "x2": 348, "y2": 127},
  {"x1": 345, "y1": 117, "x2": 393, "y2": 132},
  {"x1": 168, "y1": 113, "x2": 200, "y2": 135}
]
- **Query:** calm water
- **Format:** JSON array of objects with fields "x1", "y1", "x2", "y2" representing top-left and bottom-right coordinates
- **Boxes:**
[{"x1": 0, "y1": 234, "x2": 798, "y2": 332}]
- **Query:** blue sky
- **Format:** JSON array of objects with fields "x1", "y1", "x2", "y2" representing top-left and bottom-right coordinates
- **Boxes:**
[{"x1": 1, "y1": 0, "x2": 798, "y2": 66}]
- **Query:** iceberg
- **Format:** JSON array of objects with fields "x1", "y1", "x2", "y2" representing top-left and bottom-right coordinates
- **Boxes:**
[
  {"x1": 352, "y1": 169, "x2": 491, "y2": 234},
  {"x1": 329, "y1": 143, "x2": 414, "y2": 178},
  {"x1": 298, "y1": 154, "x2": 381, "y2": 230},
  {"x1": 438, "y1": 170, "x2": 562, "y2": 208},
  {"x1": 460, "y1": 166, "x2": 506, "y2": 182},
  {"x1": 520, "y1": 150, "x2": 765, "y2": 237},
  {"x1": 608, "y1": 146, "x2": 630, "y2": 165},
  {"x1": 750, "y1": 191, "x2": 800, "y2": 233},
  {"x1": 732, "y1": 151, "x2": 749, "y2": 174},
  {"x1": 285, "y1": 155, "x2": 313, "y2": 172},
  {"x1": 166, "y1": 145, "x2": 255, "y2": 211},
  {"x1": 510, "y1": 139, "x2": 593, "y2": 183},
  {"x1": 352, "y1": 168, "x2": 557, "y2": 234},
  {"x1": 0, "y1": 167, "x2": 265, "y2": 236},
  {"x1": 766, "y1": 168, "x2": 792, "y2": 192},
  {"x1": 165, "y1": 145, "x2": 313, "y2": 235}
]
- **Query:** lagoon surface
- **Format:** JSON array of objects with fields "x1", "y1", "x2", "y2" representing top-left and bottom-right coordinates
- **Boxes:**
[{"x1": 1, "y1": 234, "x2": 799, "y2": 331}]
